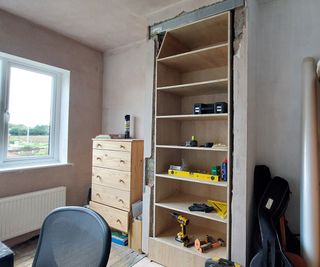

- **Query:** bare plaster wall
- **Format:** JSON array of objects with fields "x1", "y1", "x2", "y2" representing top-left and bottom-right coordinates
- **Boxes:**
[
  {"x1": 102, "y1": 41, "x2": 148, "y2": 139},
  {"x1": 0, "y1": 10, "x2": 103, "y2": 205},
  {"x1": 254, "y1": 0, "x2": 320, "y2": 233}
]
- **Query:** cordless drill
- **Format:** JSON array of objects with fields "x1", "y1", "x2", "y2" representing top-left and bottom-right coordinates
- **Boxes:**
[{"x1": 171, "y1": 212, "x2": 189, "y2": 243}]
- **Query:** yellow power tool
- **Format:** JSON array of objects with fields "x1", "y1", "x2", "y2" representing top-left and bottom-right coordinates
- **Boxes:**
[{"x1": 171, "y1": 212, "x2": 189, "y2": 243}]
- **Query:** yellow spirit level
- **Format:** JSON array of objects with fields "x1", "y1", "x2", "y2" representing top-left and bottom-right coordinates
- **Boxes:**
[{"x1": 168, "y1": 169, "x2": 220, "y2": 182}]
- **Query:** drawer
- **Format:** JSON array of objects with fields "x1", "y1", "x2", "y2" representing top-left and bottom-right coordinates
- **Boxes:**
[
  {"x1": 92, "y1": 184, "x2": 131, "y2": 211},
  {"x1": 92, "y1": 167, "x2": 130, "y2": 191},
  {"x1": 90, "y1": 201, "x2": 129, "y2": 233},
  {"x1": 93, "y1": 140, "x2": 131, "y2": 152},
  {"x1": 92, "y1": 149, "x2": 131, "y2": 171}
]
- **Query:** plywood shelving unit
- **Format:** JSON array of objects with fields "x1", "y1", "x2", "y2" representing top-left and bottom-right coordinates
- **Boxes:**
[{"x1": 149, "y1": 11, "x2": 232, "y2": 267}]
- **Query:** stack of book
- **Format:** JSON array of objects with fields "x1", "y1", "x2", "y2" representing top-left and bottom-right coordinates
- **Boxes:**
[{"x1": 111, "y1": 231, "x2": 128, "y2": 246}]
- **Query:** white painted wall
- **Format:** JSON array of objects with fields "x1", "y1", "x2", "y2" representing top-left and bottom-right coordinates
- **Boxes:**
[{"x1": 254, "y1": 0, "x2": 320, "y2": 233}]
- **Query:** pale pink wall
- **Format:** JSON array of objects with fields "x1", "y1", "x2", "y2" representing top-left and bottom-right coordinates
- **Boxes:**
[
  {"x1": 0, "y1": 10, "x2": 103, "y2": 205},
  {"x1": 102, "y1": 41, "x2": 147, "y2": 139}
]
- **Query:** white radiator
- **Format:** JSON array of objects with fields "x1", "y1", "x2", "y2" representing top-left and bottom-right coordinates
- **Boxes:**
[{"x1": 0, "y1": 186, "x2": 66, "y2": 241}]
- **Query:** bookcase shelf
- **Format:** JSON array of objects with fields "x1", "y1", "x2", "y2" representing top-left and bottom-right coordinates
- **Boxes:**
[
  {"x1": 156, "y1": 144, "x2": 228, "y2": 152},
  {"x1": 157, "y1": 43, "x2": 228, "y2": 72},
  {"x1": 157, "y1": 12, "x2": 229, "y2": 59},
  {"x1": 156, "y1": 173, "x2": 228, "y2": 187},
  {"x1": 156, "y1": 114, "x2": 228, "y2": 120},
  {"x1": 150, "y1": 11, "x2": 232, "y2": 267},
  {"x1": 155, "y1": 194, "x2": 228, "y2": 223},
  {"x1": 157, "y1": 79, "x2": 228, "y2": 96}
]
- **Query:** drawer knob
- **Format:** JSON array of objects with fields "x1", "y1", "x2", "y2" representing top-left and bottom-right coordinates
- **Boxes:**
[
  {"x1": 116, "y1": 219, "x2": 122, "y2": 224},
  {"x1": 119, "y1": 179, "x2": 125, "y2": 184},
  {"x1": 120, "y1": 145, "x2": 125, "y2": 149},
  {"x1": 118, "y1": 199, "x2": 124, "y2": 204},
  {"x1": 120, "y1": 160, "x2": 125, "y2": 164},
  {"x1": 96, "y1": 175, "x2": 102, "y2": 180},
  {"x1": 95, "y1": 193, "x2": 101, "y2": 198},
  {"x1": 96, "y1": 157, "x2": 102, "y2": 161},
  {"x1": 96, "y1": 143, "x2": 102, "y2": 148}
]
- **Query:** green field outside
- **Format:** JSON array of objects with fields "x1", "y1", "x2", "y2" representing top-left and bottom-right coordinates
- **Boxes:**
[{"x1": 8, "y1": 135, "x2": 49, "y2": 158}]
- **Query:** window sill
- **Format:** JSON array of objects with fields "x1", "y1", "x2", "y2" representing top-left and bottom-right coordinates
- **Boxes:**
[{"x1": 0, "y1": 162, "x2": 74, "y2": 173}]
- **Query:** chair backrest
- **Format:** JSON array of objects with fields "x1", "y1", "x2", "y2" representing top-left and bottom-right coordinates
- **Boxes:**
[{"x1": 32, "y1": 206, "x2": 111, "y2": 267}]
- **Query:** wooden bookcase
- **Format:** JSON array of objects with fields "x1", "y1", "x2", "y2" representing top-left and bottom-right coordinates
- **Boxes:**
[{"x1": 149, "y1": 11, "x2": 232, "y2": 266}]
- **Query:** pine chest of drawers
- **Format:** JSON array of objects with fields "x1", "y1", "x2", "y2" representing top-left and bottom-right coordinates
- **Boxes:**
[{"x1": 90, "y1": 139, "x2": 143, "y2": 233}]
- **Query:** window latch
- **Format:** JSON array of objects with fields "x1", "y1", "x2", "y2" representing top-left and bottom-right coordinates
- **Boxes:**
[{"x1": 4, "y1": 110, "x2": 10, "y2": 122}]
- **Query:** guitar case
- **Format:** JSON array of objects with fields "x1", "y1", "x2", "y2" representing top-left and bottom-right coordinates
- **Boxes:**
[
  {"x1": 250, "y1": 165, "x2": 272, "y2": 258},
  {"x1": 250, "y1": 176, "x2": 292, "y2": 267}
]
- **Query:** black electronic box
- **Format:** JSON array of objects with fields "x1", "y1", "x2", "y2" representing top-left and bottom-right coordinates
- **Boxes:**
[
  {"x1": 214, "y1": 102, "x2": 228, "y2": 113},
  {"x1": 193, "y1": 103, "x2": 215, "y2": 114},
  {"x1": 193, "y1": 102, "x2": 228, "y2": 114}
]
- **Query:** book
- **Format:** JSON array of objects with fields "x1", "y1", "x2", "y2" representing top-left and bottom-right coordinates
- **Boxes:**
[{"x1": 112, "y1": 231, "x2": 128, "y2": 246}]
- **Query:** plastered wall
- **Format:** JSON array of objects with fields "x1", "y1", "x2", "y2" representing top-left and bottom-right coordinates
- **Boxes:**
[
  {"x1": 0, "y1": 10, "x2": 103, "y2": 206},
  {"x1": 254, "y1": 0, "x2": 320, "y2": 233},
  {"x1": 102, "y1": 41, "x2": 148, "y2": 139}
]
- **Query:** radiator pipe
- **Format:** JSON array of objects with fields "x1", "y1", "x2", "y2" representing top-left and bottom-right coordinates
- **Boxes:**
[{"x1": 301, "y1": 57, "x2": 320, "y2": 266}]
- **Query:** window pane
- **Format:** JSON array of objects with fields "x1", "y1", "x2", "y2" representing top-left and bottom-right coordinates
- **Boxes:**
[{"x1": 7, "y1": 67, "x2": 53, "y2": 158}]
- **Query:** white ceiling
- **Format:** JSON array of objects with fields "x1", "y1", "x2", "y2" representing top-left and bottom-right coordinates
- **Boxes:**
[{"x1": 0, "y1": 0, "x2": 183, "y2": 51}]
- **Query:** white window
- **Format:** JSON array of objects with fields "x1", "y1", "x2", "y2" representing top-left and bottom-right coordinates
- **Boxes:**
[{"x1": 0, "y1": 52, "x2": 70, "y2": 170}]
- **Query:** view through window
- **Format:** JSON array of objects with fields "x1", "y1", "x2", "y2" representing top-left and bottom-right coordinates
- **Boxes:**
[
  {"x1": 7, "y1": 67, "x2": 53, "y2": 158},
  {"x1": 0, "y1": 52, "x2": 70, "y2": 169}
]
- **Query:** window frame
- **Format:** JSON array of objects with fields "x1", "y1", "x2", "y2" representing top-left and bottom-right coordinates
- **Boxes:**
[{"x1": 0, "y1": 52, "x2": 69, "y2": 170}]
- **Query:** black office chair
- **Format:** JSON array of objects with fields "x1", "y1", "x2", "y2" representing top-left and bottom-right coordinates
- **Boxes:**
[{"x1": 32, "y1": 206, "x2": 111, "y2": 267}]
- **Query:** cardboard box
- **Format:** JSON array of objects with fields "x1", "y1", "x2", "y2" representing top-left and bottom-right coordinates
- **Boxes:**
[{"x1": 128, "y1": 218, "x2": 142, "y2": 252}]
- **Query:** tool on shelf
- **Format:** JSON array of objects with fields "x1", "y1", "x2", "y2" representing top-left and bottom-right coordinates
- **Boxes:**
[
  {"x1": 171, "y1": 212, "x2": 189, "y2": 244},
  {"x1": 221, "y1": 159, "x2": 228, "y2": 181},
  {"x1": 168, "y1": 169, "x2": 220, "y2": 182},
  {"x1": 193, "y1": 102, "x2": 228, "y2": 114},
  {"x1": 193, "y1": 103, "x2": 215, "y2": 114},
  {"x1": 214, "y1": 102, "x2": 228, "y2": 113},
  {"x1": 212, "y1": 166, "x2": 221, "y2": 176},
  {"x1": 205, "y1": 258, "x2": 241, "y2": 267},
  {"x1": 200, "y1": 142, "x2": 214, "y2": 148},
  {"x1": 195, "y1": 236, "x2": 225, "y2": 253},
  {"x1": 188, "y1": 203, "x2": 214, "y2": 213},
  {"x1": 185, "y1": 135, "x2": 198, "y2": 147},
  {"x1": 207, "y1": 200, "x2": 227, "y2": 219}
]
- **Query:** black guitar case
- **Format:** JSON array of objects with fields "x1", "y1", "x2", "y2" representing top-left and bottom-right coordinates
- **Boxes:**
[
  {"x1": 250, "y1": 165, "x2": 272, "y2": 258},
  {"x1": 250, "y1": 176, "x2": 292, "y2": 267}
]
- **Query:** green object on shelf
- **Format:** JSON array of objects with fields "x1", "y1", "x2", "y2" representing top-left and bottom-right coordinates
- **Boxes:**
[{"x1": 211, "y1": 166, "x2": 221, "y2": 176}]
